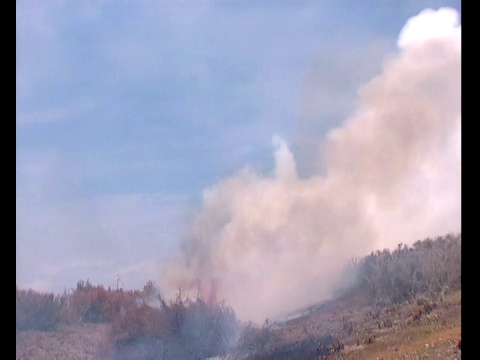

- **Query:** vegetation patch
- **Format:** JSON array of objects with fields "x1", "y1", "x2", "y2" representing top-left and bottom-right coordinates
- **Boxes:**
[{"x1": 16, "y1": 233, "x2": 461, "y2": 359}]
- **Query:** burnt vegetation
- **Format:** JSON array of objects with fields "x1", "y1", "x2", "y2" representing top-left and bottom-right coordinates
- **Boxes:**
[
  {"x1": 16, "y1": 233, "x2": 460, "y2": 359},
  {"x1": 16, "y1": 281, "x2": 238, "y2": 359}
]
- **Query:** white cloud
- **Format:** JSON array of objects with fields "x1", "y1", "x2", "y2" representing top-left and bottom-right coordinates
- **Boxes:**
[{"x1": 397, "y1": 7, "x2": 461, "y2": 48}]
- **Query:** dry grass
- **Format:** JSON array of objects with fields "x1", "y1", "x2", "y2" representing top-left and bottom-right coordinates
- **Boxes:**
[
  {"x1": 301, "y1": 291, "x2": 461, "y2": 360},
  {"x1": 346, "y1": 325, "x2": 461, "y2": 360},
  {"x1": 237, "y1": 290, "x2": 461, "y2": 360},
  {"x1": 16, "y1": 323, "x2": 113, "y2": 360}
]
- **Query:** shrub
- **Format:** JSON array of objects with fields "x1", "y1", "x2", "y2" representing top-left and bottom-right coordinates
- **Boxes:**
[
  {"x1": 351, "y1": 233, "x2": 461, "y2": 304},
  {"x1": 110, "y1": 290, "x2": 238, "y2": 359},
  {"x1": 16, "y1": 288, "x2": 63, "y2": 331}
]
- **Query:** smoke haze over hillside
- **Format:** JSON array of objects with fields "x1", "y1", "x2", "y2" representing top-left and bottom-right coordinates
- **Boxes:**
[{"x1": 162, "y1": 8, "x2": 461, "y2": 323}]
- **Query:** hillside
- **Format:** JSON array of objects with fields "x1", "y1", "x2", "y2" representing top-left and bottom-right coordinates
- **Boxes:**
[
  {"x1": 16, "y1": 233, "x2": 461, "y2": 359},
  {"x1": 236, "y1": 289, "x2": 461, "y2": 359},
  {"x1": 15, "y1": 290, "x2": 461, "y2": 359}
]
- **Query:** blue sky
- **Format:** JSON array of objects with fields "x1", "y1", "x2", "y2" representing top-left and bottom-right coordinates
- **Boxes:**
[{"x1": 16, "y1": 0, "x2": 461, "y2": 295}]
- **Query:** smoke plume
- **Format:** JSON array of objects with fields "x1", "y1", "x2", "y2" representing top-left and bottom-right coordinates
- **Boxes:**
[{"x1": 163, "y1": 8, "x2": 461, "y2": 323}]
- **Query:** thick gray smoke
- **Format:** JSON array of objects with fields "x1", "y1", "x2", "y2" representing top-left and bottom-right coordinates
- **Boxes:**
[{"x1": 162, "y1": 8, "x2": 461, "y2": 323}]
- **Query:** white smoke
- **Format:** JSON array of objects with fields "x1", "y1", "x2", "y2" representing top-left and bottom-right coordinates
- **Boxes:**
[{"x1": 163, "y1": 8, "x2": 461, "y2": 323}]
